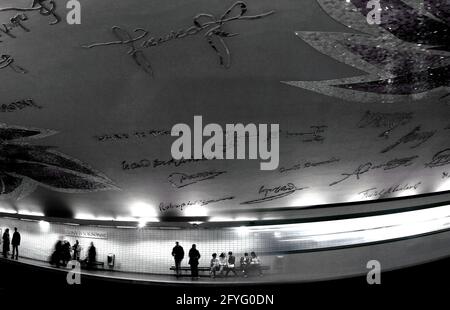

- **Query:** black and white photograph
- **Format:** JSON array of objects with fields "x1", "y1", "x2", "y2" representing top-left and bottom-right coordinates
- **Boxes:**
[{"x1": 0, "y1": 0, "x2": 449, "y2": 306}]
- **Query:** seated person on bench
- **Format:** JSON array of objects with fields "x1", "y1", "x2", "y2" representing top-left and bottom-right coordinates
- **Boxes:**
[
  {"x1": 225, "y1": 251, "x2": 238, "y2": 276},
  {"x1": 218, "y1": 252, "x2": 227, "y2": 276},
  {"x1": 249, "y1": 252, "x2": 262, "y2": 276},
  {"x1": 210, "y1": 253, "x2": 220, "y2": 278},
  {"x1": 240, "y1": 252, "x2": 250, "y2": 277},
  {"x1": 247, "y1": 251, "x2": 263, "y2": 276}
]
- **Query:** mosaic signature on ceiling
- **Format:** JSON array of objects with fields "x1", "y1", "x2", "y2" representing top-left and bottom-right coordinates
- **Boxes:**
[
  {"x1": 0, "y1": 124, "x2": 119, "y2": 200},
  {"x1": 0, "y1": 54, "x2": 27, "y2": 74},
  {"x1": 82, "y1": 1, "x2": 275, "y2": 75},
  {"x1": 284, "y1": 0, "x2": 450, "y2": 102},
  {"x1": 0, "y1": 0, "x2": 61, "y2": 25}
]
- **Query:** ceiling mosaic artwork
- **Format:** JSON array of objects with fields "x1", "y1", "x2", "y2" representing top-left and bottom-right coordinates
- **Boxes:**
[{"x1": 0, "y1": 0, "x2": 448, "y2": 221}]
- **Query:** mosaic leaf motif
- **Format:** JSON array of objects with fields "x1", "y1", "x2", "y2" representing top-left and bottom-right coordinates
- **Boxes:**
[
  {"x1": 0, "y1": 123, "x2": 119, "y2": 200},
  {"x1": 284, "y1": 0, "x2": 450, "y2": 102}
]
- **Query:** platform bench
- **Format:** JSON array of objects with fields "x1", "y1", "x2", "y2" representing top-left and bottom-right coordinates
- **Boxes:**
[
  {"x1": 81, "y1": 260, "x2": 105, "y2": 269},
  {"x1": 170, "y1": 265, "x2": 270, "y2": 276},
  {"x1": 170, "y1": 266, "x2": 210, "y2": 275}
]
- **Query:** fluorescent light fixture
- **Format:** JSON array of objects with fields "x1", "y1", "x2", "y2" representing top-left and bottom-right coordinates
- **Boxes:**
[
  {"x1": 0, "y1": 208, "x2": 17, "y2": 214},
  {"x1": 209, "y1": 216, "x2": 258, "y2": 222},
  {"x1": 184, "y1": 204, "x2": 208, "y2": 217},
  {"x1": 75, "y1": 213, "x2": 114, "y2": 221},
  {"x1": 438, "y1": 179, "x2": 450, "y2": 192},
  {"x1": 39, "y1": 220, "x2": 50, "y2": 232},
  {"x1": 95, "y1": 216, "x2": 114, "y2": 221},
  {"x1": 130, "y1": 201, "x2": 157, "y2": 218},
  {"x1": 138, "y1": 219, "x2": 147, "y2": 228},
  {"x1": 18, "y1": 210, "x2": 44, "y2": 217},
  {"x1": 188, "y1": 221, "x2": 204, "y2": 225},
  {"x1": 115, "y1": 216, "x2": 138, "y2": 222},
  {"x1": 289, "y1": 193, "x2": 327, "y2": 207},
  {"x1": 74, "y1": 213, "x2": 96, "y2": 220},
  {"x1": 261, "y1": 216, "x2": 282, "y2": 221}
]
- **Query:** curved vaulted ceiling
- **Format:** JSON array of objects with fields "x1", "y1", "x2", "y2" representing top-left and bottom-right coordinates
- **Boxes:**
[{"x1": 0, "y1": 0, "x2": 449, "y2": 221}]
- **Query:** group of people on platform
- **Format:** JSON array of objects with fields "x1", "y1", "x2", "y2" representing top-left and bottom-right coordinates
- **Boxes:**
[
  {"x1": 50, "y1": 240, "x2": 96, "y2": 268},
  {"x1": 213, "y1": 251, "x2": 262, "y2": 278},
  {"x1": 1, "y1": 226, "x2": 99, "y2": 269},
  {"x1": 2, "y1": 232, "x2": 264, "y2": 279},
  {"x1": 2, "y1": 228, "x2": 21, "y2": 260},
  {"x1": 172, "y1": 242, "x2": 263, "y2": 279}
]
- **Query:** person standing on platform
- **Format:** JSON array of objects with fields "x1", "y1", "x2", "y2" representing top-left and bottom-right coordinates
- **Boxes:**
[
  {"x1": 72, "y1": 240, "x2": 81, "y2": 261},
  {"x1": 188, "y1": 244, "x2": 201, "y2": 279},
  {"x1": 172, "y1": 241, "x2": 184, "y2": 277},
  {"x1": 51, "y1": 240, "x2": 63, "y2": 267},
  {"x1": 11, "y1": 228, "x2": 20, "y2": 260},
  {"x1": 87, "y1": 242, "x2": 97, "y2": 267},
  {"x1": 62, "y1": 240, "x2": 71, "y2": 266},
  {"x1": 2, "y1": 228, "x2": 10, "y2": 258}
]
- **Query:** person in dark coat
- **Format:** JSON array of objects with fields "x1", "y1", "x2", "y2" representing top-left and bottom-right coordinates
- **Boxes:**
[
  {"x1": 11, "y1": 227, "x2": 20, "y2": 260},
  {"x1": 2, "y1": 229, "x2": 10, "y2": 258},
  {"x1": 188, "y1": 244, "x2": 201, "y2": 279},
  {"x1": 87, "y1": 242, "x2": 97, "y2": 266},
  {"x1": 62, "y1": 241, "x2": 71, "y2": 266},
  {"x1": 51, "y1": 240, "x2": 63, "y2": 267},
  {"x1": 171, "y1": 241, "x2": 184, "y2": 277}
]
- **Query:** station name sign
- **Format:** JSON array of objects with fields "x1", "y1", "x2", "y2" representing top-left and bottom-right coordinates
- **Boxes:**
[{"x1": 64, "y1": 229, "x2": 108, "y2": 240}]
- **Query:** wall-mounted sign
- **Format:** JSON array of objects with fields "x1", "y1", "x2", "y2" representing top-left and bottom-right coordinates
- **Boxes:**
[{"x1": 64, "y1": 229, "x2": 108, "y2": 240}]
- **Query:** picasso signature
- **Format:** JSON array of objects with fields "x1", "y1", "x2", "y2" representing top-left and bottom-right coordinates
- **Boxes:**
[
  {"x1": 82, "y1": 1, "x2": 274, "y2": 75},
  {"x1": 0, "y1": 0, "x2": 61, "y2": 25}
]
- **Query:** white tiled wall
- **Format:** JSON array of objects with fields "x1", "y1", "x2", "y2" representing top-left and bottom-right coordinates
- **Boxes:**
[
  {"x1": 4, "y1": 217, "x2": 450, "y2": 281},
  {"x1": 0, "y1": 218, "x2": 275, "y2": 274}
]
